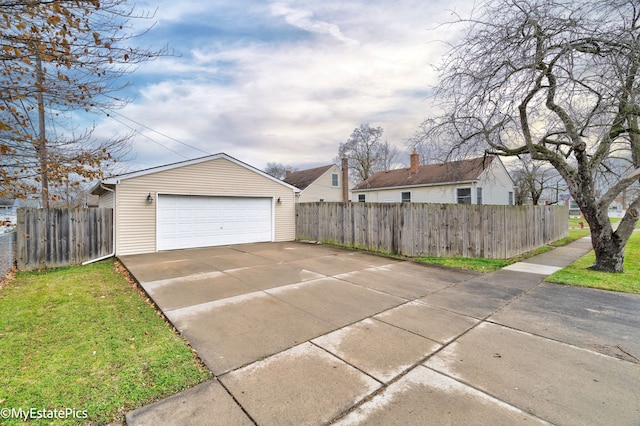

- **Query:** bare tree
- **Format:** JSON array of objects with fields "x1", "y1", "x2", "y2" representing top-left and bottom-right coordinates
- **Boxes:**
[
  {"x1": 0, "y1": 0, "x2": 164, "y2": 205},
  {"x1": 379, "y1": 140, "x2": 402, "y2": 170},
  {"x1": 420, "y1": 0, "x2": 640, "y2": 272},
  {"x1": 264, "y1": 162, "x2": 295, "y2": 180},
  {"x1": 408, "y1": 120, "x2": 469, "y2": 164},
  {"x1": 510, "y1": 156, "x2": 562, "y2": 205},
  {"x1": 338, "y1": 124, "x2": 398, "y2": 182}
]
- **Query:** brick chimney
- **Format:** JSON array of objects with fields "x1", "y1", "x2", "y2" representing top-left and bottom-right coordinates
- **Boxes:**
[
  {"x1": 285, "y1": 169, "x2": 292, "y2": 178},
  {"x1": 410, "y1": 149, "x2": 419, "y2": 174},
  {"x1": 341, "y1": 157, "x2": 349, "y2": 202}
]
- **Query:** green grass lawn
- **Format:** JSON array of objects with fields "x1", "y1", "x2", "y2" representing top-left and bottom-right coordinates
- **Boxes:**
[
  {"x1": 415, "y1": 225, "x2": 639, "y2": 294},
  {"x1": 549, "y1": 228, "x2": 591, "y2": 246},
  {"x1": 414, "y1": 232, "x2": 581, "y2": 273},
  {"x1": 546, "y1": 231, "x2": 640, "y2": 293},
  {"x1": 414, "y1": 244, "x2": 557, "y2": 273},
  {"x1": 414, "y1": 256, "x2": 511, "y2": 273},
  {"x1": 414, "y1": 211, "x2": 640, "y2": 285},
  {"x1": 0, "y1": 260, "x2": 211, "y2": 425},
  {"x1": 568, "y1": 217, "x2": 588, "y2": 228}
]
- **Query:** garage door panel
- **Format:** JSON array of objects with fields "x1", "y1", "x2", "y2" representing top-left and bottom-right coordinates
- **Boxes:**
[{"x1": 157, "y1": 195, "x2": 272, "y2": 250}]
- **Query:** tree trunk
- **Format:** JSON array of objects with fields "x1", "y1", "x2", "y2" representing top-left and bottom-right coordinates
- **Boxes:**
[
  {"x1": 589, "y1": 230, "x2": 625, "y2": 272},
  {"x1": 35, "y1": 50, "x2": 49, "y2": 208},
  {"x1": 578, "y1": 193, "x2": 627, "y2": 273},
  {"x1": 585, "y1": 207, "x2": 626, "y2": 272}
]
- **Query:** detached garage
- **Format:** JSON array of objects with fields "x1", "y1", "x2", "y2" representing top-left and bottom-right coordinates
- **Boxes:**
[{"x1": 92, "y1": 153, "x2": 299, "y2": 256}]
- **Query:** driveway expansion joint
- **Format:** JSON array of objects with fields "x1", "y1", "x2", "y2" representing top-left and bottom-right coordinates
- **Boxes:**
[{"x1": 122, "y1": 240, "x2": 640, "y2": 426}]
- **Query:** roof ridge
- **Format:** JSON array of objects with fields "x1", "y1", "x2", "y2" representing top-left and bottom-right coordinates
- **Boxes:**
[{"x1": 286, "y1": 164, "x2": 333, "y2": 175}]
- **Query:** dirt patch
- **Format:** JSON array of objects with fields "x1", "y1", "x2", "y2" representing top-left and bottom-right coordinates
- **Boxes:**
[{"x1": 0, "y1": 265, "x2": 16, "y2": 292}]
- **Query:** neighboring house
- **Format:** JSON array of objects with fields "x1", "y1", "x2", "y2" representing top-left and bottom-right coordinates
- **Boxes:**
[
  {"x1": 84, "y1": 194, "x2": 100, "y2": 208},
  {"x1": 0, "y1": 198, "x2": 18, "y2": 234},
  {"x1": 560, "y1": 195, "x2": 626, "y2": 218},
  {"x1": 607, "y1": 198, "x2": 626, "y2": 218},
  {"x1": 91, "y1": 153, "x2": 299, "y2": 256},
  {"x1": 0, "y1": 198, "x2": 40, "y2": 226},
  {"x1": 352, "y1": 151, "x2": 515, "y2": 205},
  {"x1": 283, "y1": 160, "x2": 351, "y2": 203},
  {"x1": 0, "y1": 198, "x2": 18, "y2": 219}
]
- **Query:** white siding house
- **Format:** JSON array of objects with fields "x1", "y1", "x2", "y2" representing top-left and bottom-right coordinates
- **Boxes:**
[
  {"x1": 1, "y1": 198, "x2": 40, "y2": 232},
  {"x1": 352, "y1": 153, "x2": 514, "y2": 205},
  {"x1": 0, "y1": 198, "x2": 18, "y2": 221},
  {"x1": 92, "y1": 153, "x2": 299, "y2": 256}
]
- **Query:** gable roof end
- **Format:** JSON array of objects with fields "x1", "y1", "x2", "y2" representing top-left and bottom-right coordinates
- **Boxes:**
[
  {"x1": 283, "y1": 164, "x2": 334, "y2": 191},
  {"x1": 92, "y1": 153, "x2": 300, "y2": 194}
]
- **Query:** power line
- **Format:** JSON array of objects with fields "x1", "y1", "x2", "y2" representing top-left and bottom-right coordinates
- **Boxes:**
[
  {"x1": 106, "y1": 109, "x2": 211, "y2": 155},
  {"x1": 107, "y1": 114, "x2": 189, "y2": 159}
]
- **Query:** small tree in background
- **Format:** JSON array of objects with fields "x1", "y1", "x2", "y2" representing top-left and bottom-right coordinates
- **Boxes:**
[
  {"x1": 265, "y1": 162, "x2": 296, "y2": 180},
  {"x1": 510, "y1": 156, "x2": 562, "y2": 205},
  {"x1": 338, "y1": 124, "x2": 399, "y2": 183}
]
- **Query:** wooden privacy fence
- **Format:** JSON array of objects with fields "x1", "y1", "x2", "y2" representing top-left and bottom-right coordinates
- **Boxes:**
[
  {"x1": 296, "y1": 202, "x2": 568, "y2": 259},
  {"x1": 0, "y1": 231, "x2": 16, "y2": 278},
  {"x1": 17, "y1": 208, "x2": 113, "y2": 270}
]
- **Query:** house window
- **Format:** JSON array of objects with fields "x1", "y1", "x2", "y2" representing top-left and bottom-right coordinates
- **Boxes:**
[
  {"x1": 457, "y1": 188, "x2": 472, "y2": 204},
  {"x1": 508, "y1": 191, "x2": 514, "y2": 205},
  {"x1": 401, "y1": 191, "x2": 411, "y2": 203},
  {"x1": 358, "y1": 194, "x2": 366, "y2": 202},
  {"x1": 476, "y1": 187, "x2": 483, "y2": 205},
  {"x1": 331, "y1": 173, "x2": 339, "y2": 187}
]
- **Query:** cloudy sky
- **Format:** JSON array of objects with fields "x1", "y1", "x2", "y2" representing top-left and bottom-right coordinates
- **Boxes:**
[{"x1": 92, "y1": 0, "x2": 470, "y2": 173}]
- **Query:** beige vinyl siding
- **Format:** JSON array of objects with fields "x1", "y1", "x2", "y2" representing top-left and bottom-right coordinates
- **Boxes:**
[
  {"x1": 298, "y1": 165, "x2": 345, "y2": 203},
  {"x1": 113, "y1": 157, "x2": 296, "y2": 255},
  {"x1": 98, "y1": 190, "x2": 114, "y2": 209}
]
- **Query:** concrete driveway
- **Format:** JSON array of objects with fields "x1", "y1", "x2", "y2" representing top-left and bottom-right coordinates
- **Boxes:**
[{"x1": 120, "y1": 240, "x2": 640, "y2": 425}]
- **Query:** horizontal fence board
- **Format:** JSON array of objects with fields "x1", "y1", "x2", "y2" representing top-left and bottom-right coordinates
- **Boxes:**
[
  {"x1": 296, "y1": 202, "x2": 568, "y2": 259},
  {"x1": 17, "y1": 208, "x2": 113, "y2": 271}
]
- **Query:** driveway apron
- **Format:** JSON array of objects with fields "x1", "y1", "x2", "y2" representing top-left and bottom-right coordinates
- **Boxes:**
[{"x1": 122, "y1": 238, "x2": 640, "y2": 426}]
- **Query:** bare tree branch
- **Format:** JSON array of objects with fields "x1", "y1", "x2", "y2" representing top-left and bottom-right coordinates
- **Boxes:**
[{"x1": 414, "y1": 0, "x2": 640, "y2": 272}]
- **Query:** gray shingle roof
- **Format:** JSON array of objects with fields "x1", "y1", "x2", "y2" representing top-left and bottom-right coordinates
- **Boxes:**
[{"x1": 283, "y1": 164, "x2": 334, "y2": 191}]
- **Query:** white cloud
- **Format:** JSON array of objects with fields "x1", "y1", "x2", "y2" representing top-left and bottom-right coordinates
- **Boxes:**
[
  {"x1": 92, "y1": 0, "x2": 471, "y2": 172},
  {"x1": 269, "y1": 1, "x2": 360, "y2": 47}
]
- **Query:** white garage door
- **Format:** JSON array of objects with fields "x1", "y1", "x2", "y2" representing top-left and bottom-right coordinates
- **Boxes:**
[{"x1": 157, "y1": 195, "x2": 273, "y2": 250}]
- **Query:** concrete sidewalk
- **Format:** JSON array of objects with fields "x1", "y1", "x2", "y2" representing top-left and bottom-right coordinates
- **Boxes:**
[{"x1": 122, "y1": 238, "x2": 640, "y2": 425}]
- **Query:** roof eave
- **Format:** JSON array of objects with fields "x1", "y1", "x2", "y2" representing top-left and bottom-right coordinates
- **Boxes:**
[{"x1": 90, "y1": 181, "x2": 116, "y2": 195}]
